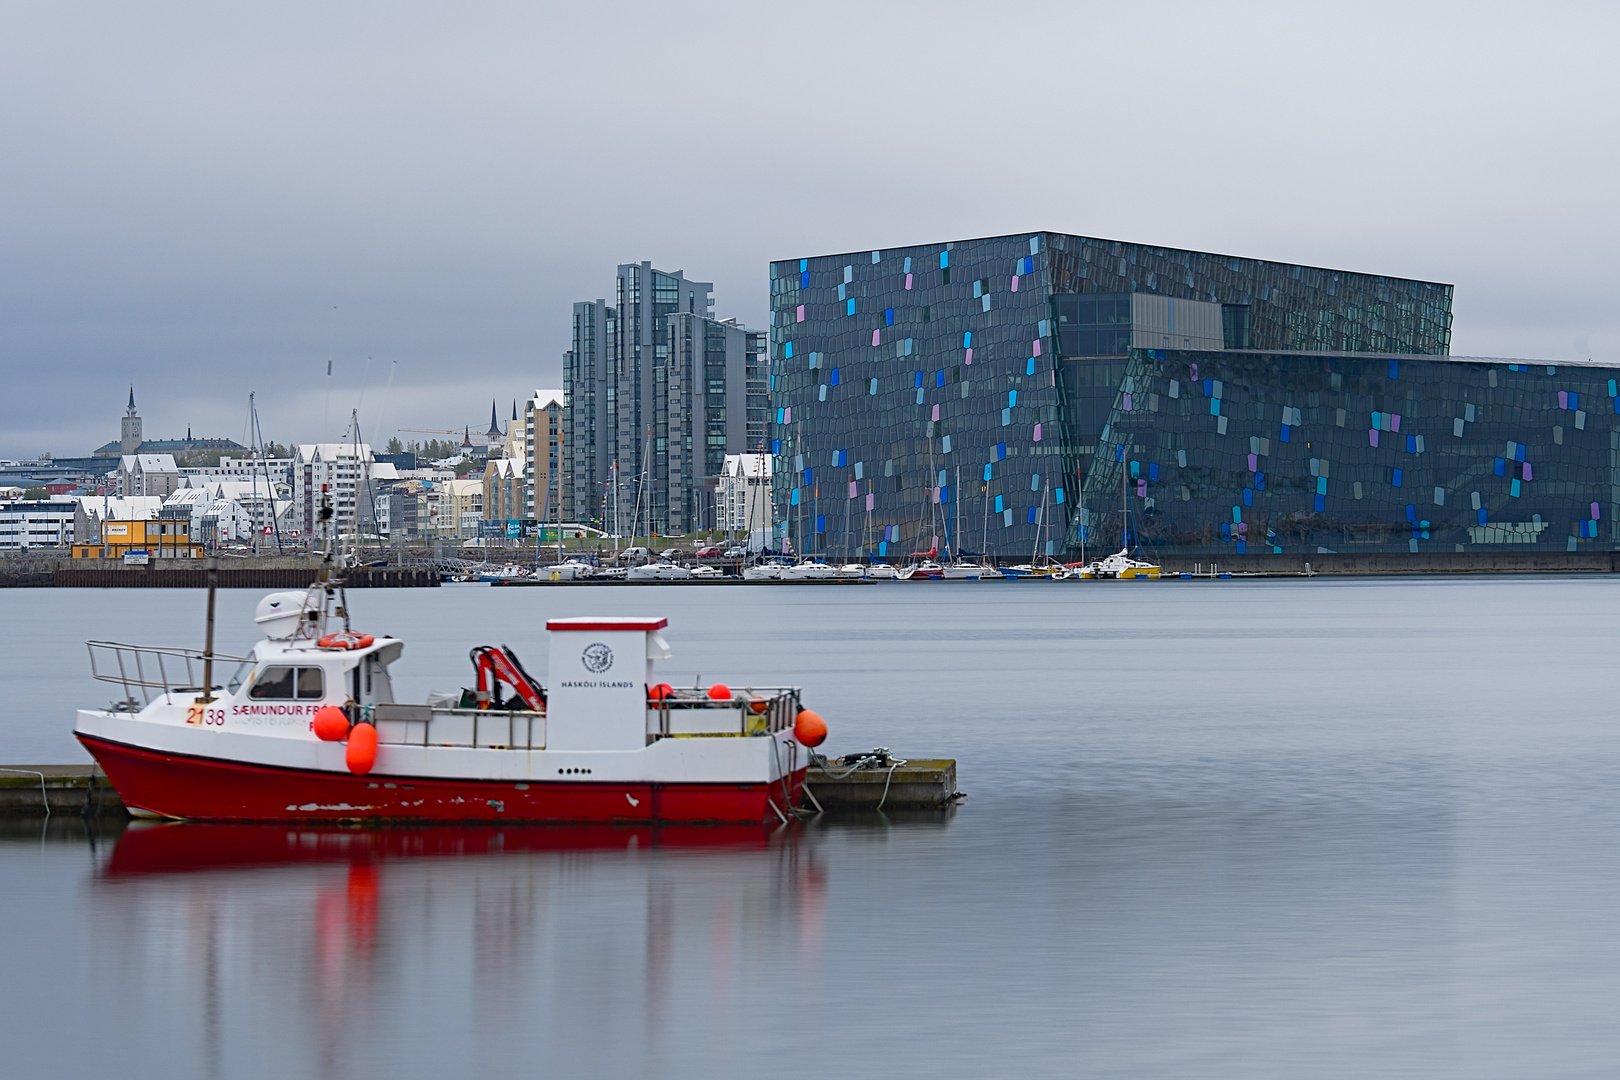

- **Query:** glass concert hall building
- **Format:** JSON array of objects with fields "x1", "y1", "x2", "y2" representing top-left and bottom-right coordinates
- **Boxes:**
[{"x1": 767, "y1": 231, "x2": 1620, "y2": 560}]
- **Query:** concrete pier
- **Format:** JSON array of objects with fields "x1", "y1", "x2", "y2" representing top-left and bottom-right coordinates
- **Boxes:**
[{"x1": 804, "y1": 758, "x2": 959, "y2": 810}]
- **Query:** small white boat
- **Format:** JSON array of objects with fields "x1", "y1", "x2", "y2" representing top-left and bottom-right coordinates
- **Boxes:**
[
  {"x1": 942, "y1": 559, "x2": 1003, "y2": 580},
  {"x1": 688, "y1": 564, "x2": 724, "y2": 578},
  {"x1": 1075, "y1": 548, "x2": 1162, "y2": 579},
  {"x1": 742, "y1": 558, "x2": 793, "y2": 581},
  {"x1": 627, "y1": 562, "x2": 692, "y2": 581},
  {"x1": 897, "y1": 559, "x2": 944, "y2": 580},
  {"x1": 535, "y1": 559, "x2": 596, "y2": 581},
  {"x1": 835, "y1": 563, "x2": 869, "y2": 578},
  {"x1": 865, "y1": 562, "x2": 899, "y2": 580},
  {"x1": 780, "y1": 559, "x2": 838, "y2": 580}
]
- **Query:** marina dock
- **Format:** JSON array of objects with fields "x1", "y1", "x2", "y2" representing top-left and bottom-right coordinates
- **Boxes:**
[
  {"x1": 0, "y1": 766, "x2": 125, "y2": 816},
  {"x1": 804, "y1": 758, "x2": 960, "y2": 810}
]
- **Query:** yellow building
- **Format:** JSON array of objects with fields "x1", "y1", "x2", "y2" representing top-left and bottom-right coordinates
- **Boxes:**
[{"x1": 73, "y1": 517, "x2": 203, "y2": 559}]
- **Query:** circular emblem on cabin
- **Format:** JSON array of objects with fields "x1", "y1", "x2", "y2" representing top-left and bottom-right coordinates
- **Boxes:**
[{"x1": 581, "y1": 642, "x2": 614, "y2": 674}]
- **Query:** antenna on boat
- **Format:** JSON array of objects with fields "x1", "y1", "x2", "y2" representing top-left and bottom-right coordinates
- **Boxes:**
[{"x1": 196, "y1": 556, "x2": 219, "y2": 706}]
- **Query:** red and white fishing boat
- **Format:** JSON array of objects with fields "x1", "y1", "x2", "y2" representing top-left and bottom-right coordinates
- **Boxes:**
[{"x1": 75, "y1": 562, "x2": 825, "y2": 824}]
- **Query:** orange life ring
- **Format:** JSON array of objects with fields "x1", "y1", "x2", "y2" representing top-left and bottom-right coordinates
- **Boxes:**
[{"x1": 317, "y1": 632, "x2": 376, "y2": 650}]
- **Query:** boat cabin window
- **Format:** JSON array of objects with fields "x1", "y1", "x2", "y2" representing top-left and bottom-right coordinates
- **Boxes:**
[
  {"x1": 248, "y1": 666, "x2": 325, "y2": 700},
  {"x1": 226, "y1": 659, "x2": 255, "y2": 694}
]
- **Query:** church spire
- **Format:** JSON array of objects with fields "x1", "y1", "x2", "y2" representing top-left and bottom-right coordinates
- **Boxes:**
[
  {"x1": 487, "y1": 399, "x2": 502, "y2": 438},
  {"x1": 127, "y1": 386, "x2": 136, "y2": 412}
]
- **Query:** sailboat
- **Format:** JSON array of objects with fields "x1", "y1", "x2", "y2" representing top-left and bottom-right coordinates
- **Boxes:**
[
  {"x1": 1005, "y1": 484, "x2": 1064, "y2": 579},
  {"x1": 1074, "y1": 458, "x2": 1161, "y2": 579},
  {"x1": 943, "y1": 467, "x2": 1001, "y2": 578}
]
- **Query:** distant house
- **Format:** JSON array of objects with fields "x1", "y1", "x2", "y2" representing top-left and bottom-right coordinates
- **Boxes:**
[
  {"x1": 118, "y1": 455, "x2": 180, "y2": 498},
  {"x1": 483, "y1": 457, "x2": 524, "y2": 523}
]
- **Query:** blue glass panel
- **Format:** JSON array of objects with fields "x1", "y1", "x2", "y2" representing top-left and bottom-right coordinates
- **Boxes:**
[
  {"x1": 1314, "y1": 494, "x2": 1325, "y2": 512},
  {"x1": 784, "y1": 342, "x2": 793, "y2": 358},
  {"x1": 1494, "y1": 458, "x2": 1505, "y2": 475},
  {"x1": 1009, "y1": 390, "x2": 1018, "y2": 407},
  {"x1": 846, "y1": 298, "x2": 856, "y2": 316},
  {"x1": 1388, "y1": 359, "x2": 1399, "y2": 379},
  {"x1": 1478, "y1": 508, "x2": 1488, "y2": 525},
  {"x1": 1515, "y1": 444, "x2": 1526, "y2": 462},
  {"x1": 1242, "y1": 488, "x2": 1252, "y2": 506},
  {"x1": 800, "y1": 272, "x2": 809, "y2": 288},
  {"x1": 997, "y1": 443, "x2": 1007, "y2": 460},
  {"x1": 914, "y1": 372, "x2": 923, "y2": 387},
  {"x1": 885, "y1": 308, "x2": 894, "y2": 326},
  {"x1": 994, "y1": 496, "x2": 1003, "y2": 513},
  {"x1": 815, "y1": 516, "x2": 824, "y2": 533},
  {"x1": 1392, "y1": 468, "x2": 1403, "y2": 487},
  {"x1": 1027, "y1": 507, "x2": 1038, "y2": 524},
  {"x1": 983, "y1": 463, "x2": 992, "y2": 481},
  {"x1": 771, "y1": 439, "x2": 781, "y2": 454},
  {"x1": 799, "y1": 259, "x2": 807, "y2": 271},
  {"x1": 1280, "y1": 424, "x2": 1290, "y2": 442},
  {"x1": 963, "y1": 331, "x2": 972, "y2": 348},
  {"x1": 1026, "y1": 358, "x2": 1035, "y2": 375},
  {"x1": 939, "y1": 251, "x2": 949, "y2": 268},
  {"x1": 830, "y1": 368, "x2": 839, "y2": 386},
  {"x1": 1255, "y1": 472, "x2": 1266, "y2": 490},
  {"x1": 1407, "y1": 435, "x2": 1417, "y2": 453},
  {"x1": 1317, "y1": 476, "x2": 1328, "y2": 494},
  {"x1": 936, "y1": 371, "x2": 945, "y2": 388},
  {"x1": 1149, "y1": 463, "x2": 1159, "y2": 480},
  {"x1": 1055, "y1": 488, "x2": 1065, "y2": 504},
  {"x1": 1405, "y1": 504, "x2": 1416, "y2": 522}
]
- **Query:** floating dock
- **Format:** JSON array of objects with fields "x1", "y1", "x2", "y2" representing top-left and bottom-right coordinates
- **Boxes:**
[
  {"x1": 0, "y1": 766, "x2": 126, "y2": 816},
  {"x1": 804, "y1": 758, "x2": 959, "y2": 810}
]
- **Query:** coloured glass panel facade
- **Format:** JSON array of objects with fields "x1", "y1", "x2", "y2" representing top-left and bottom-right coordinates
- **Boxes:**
[
  {"x1": 769, "y1": 231, "x2": 1459, "y2": 558},
  {"x1": 1071, "y1": 350, "x2": 1620, "y2": 555}
]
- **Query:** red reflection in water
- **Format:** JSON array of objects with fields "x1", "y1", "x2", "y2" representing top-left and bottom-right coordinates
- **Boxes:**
[{"x1": 104, "y1": 821, "x2": 779, "y2": 876}]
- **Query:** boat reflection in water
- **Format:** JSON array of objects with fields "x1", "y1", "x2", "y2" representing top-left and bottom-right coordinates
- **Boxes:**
[{"x1": 90, "y1": 820, "x2": 838, "y2": 1076}]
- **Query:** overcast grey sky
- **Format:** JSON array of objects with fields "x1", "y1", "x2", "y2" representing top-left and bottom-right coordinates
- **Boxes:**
[{"x1": 2, "y1": 1, "x2": 1616, "y2": 458}]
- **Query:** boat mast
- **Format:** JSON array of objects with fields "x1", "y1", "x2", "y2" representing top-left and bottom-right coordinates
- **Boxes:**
[
  {"x1": 982, "y1": 470, "x2": 990, "y2": 565},
  {"x1": 1077, "y1": 463, "x2": 1086, "y2": 567},
  {"x1": 954, "y1": 465, "x2": 961, "y2": 562}
]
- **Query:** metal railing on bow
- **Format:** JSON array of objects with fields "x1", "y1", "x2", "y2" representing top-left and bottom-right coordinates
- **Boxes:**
[{"x1": 86, "y1": 640, "x2": 249, "y2": 710}]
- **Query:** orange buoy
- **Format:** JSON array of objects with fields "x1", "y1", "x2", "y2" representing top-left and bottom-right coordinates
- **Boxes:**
[
  {"x1": 707, "y1": 683, "x2": 731, "y2": 701},
  {"x1": 346, "y1": 721, "x2": 378, "y2": 774},
  {"x1": 313, "y1": 705, "x2": 350, "y2": 742},
  {"x1": 748, "y1": 698, "x2": 769, "y2": 714},
  {"x1": 648, "y1": 682, "x2": 674, "y2": 702},
  {"x1": 794, "y1": 709, "x2": 827, "y2": 747},
  {"x1": 317, "y1": 632, "x2": 376, "y2": 650}
]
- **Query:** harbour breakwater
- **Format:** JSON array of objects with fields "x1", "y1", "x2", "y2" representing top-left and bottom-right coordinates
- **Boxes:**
[{"x1": 0, "y1": 556, "x2": 437, "y2": 588}]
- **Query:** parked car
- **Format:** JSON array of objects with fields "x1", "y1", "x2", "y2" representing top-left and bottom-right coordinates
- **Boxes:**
[
  {"x1": 694, "y1": 545, "x2": 724, "y2": 559},
  {"x1": 723, "y1": 546, "x2": 749, "y2": 558},
  {"x1": 616, "y1": 546, "x2": 652, "y2": 564},
  {"x1": 657, "y1": 547, "x2": 680, "y2": 560}
]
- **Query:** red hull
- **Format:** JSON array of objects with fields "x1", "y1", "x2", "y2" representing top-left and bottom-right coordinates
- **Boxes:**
[{"x1": 79, "y1": 733, "x2": 806, "y2": 824}]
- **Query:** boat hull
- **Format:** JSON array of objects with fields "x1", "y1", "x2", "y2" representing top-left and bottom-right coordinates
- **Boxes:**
[{"x1": 79, "y1": 732, "x2": 806, "y2": 825}]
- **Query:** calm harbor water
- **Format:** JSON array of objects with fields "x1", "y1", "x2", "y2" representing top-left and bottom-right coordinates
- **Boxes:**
[{"x1": 3, "y1": 578, "x2": 1619, "y2": 1078}]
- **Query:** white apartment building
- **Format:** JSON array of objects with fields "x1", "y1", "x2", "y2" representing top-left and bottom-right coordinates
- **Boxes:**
[
  {"x1": 0, "y1": 497, "x2": 76, "y2": 549},
  {"x1": 718, "y1": 453, "x2": 772, "y2": 534},
  {"x1": 293, "y1": 443, "x2": 375, "y2": 542}
]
